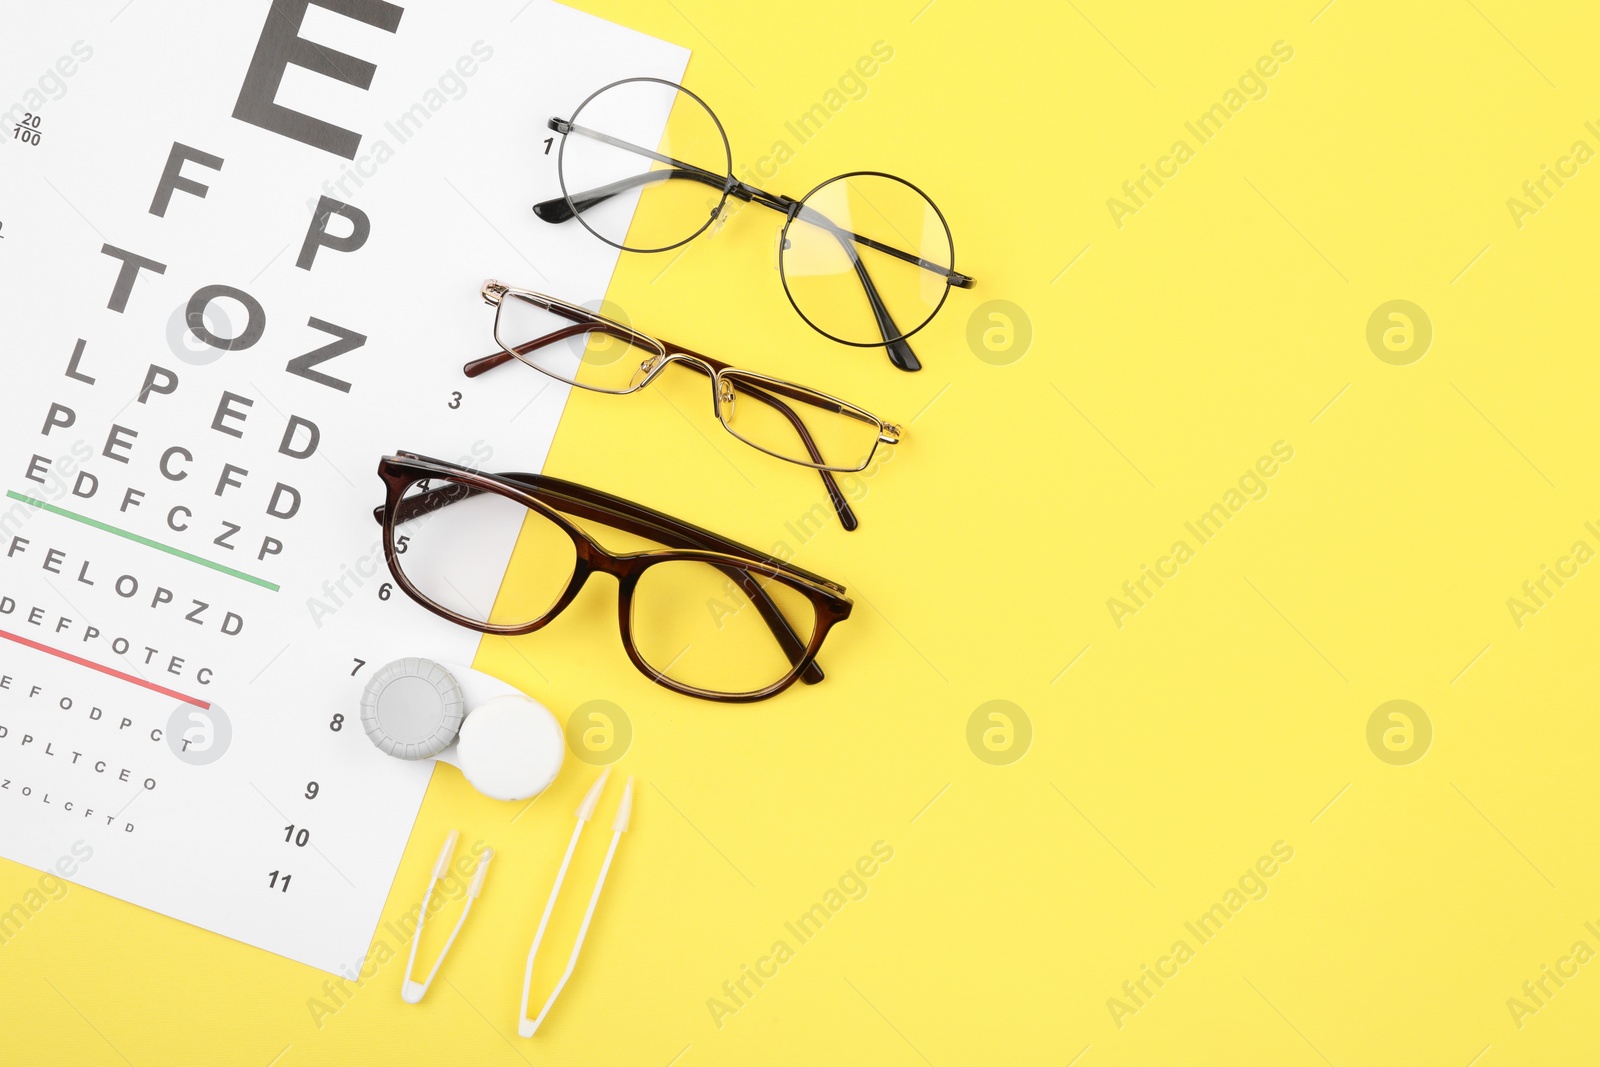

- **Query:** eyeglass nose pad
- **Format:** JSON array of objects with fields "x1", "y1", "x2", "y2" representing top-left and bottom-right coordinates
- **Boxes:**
[
  {"x1": 717, "y1": 378, "x2": 737, "y2": 420},
  {"x1": 708, "y1": 198, "x2": 730, "y2": 236},
  {"x1": 631, "y1": 352, "x2": 664, "y2": 389}
]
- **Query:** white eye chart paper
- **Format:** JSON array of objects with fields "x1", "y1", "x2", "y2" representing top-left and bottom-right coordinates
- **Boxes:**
[{"x1": 0, "y1": 0, "x2": 686, "y2": 974}]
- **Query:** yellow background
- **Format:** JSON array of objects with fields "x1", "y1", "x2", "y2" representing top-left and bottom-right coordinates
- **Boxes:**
[{"x1": 6, "y1": 0, "x2": 1600, "y2": 1063}]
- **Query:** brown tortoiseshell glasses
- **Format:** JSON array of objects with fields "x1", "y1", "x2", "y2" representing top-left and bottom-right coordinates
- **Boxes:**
[
  {"x1": 465, "y1": 281, "x2": 901, "y2": 531},
  {"x1": 374, "y1": 453, "x2": 852, "y2": 702}
]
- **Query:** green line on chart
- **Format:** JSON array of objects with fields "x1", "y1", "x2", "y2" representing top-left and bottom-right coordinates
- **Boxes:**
[{"x1": 6, "y1": 491, "x2": 280, "y2": 592}]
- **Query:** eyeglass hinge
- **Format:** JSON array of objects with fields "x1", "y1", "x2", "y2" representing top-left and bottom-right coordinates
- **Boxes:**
[
  {"x1": 738, "y1": 184, "x2": 802, "y2": 219},
  {"x1": 879, "y1": 423, "x2": 902, "y2": 445},
  {"x1": 720, "y1": 179, "x2": 761, "y2": 204},
  {"x1": 481, "y1": 280, "x2": 508, "y2": 306},
  {"x1": 548, "y1": 117, "x2": 572, "y2": 135}
]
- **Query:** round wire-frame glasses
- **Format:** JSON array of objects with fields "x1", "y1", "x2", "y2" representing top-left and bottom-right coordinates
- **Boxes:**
[{"x1": 532, "y1": 77, "x2": 975, "y2": 372}]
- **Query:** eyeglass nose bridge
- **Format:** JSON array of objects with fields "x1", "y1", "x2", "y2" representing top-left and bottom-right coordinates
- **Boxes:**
[
  {"x1": 576, "y1": 543, "x2": 631, "y2": 581},
  {"x1": 642, "y1": 347, "x2": 717, "y2": 382}
]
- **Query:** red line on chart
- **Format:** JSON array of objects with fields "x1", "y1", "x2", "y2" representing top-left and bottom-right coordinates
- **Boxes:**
[{"x1": 0, "y1": 627, "x2": 208, "y2": 708}]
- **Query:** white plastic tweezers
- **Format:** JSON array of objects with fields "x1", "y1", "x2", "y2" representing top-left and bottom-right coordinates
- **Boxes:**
[
  {"x1": 401, "y1": 829, "x2": 494, "y2": 1003},
  {"x1": 519, "y1": 769, "x2": 634, "y2": 1037}
]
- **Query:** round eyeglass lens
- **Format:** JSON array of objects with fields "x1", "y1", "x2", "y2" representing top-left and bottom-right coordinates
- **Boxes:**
[
  {"x1": 559, "y1": 78, "x2": 732, "y2": 252},
  {"x1": 780, "y1": 172, "x2": 954, "y2": 346}
]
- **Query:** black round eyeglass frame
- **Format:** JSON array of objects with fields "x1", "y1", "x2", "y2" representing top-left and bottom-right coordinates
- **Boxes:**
[
  {"x1": 777, "y1": 169, "x2": 959, "y2": 354},
  {"x1": 554, "y1": 76, "x2": 734, "y2": 255},
  {"x1": 534, "y1": 77, "x2": 975, "y2": 373}
]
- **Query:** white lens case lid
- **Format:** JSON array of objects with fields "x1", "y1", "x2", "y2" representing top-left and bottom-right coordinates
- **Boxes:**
[
  {"x1": 360, "y1": 658, "x2": 564, "y2": 802},
  {"x1": 454, "y1": 694, "x2": 565, "y2": 802}
]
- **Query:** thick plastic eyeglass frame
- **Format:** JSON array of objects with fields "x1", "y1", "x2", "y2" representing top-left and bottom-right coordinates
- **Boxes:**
[
  {"x1": 531, "y1": 76, "x2": 975, "y2": 372},
  {"x1": 374, "y1": 452, "x2": 853, "y2": 702},
  {"x1": 466, "y1": 281, "x2": 900, "y2": 531}
]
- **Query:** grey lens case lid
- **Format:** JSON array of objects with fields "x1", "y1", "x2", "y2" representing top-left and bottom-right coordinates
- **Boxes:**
[
  {"x1": 359, "y1": 657, "x2": 565, "y2": 802},
  {"x1": 360, "y1": 657, "x2": 465, "y2": 760}
]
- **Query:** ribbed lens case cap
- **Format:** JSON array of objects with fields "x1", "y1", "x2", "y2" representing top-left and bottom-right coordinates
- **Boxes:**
[{"x1": 360, "y1": 657, "x2": 465, "y2": 760}]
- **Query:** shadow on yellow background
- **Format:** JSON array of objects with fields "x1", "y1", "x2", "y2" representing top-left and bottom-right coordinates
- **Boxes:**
[{"x1": 6, "y1": 0, "x2": 1599, "y2": 1064}]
